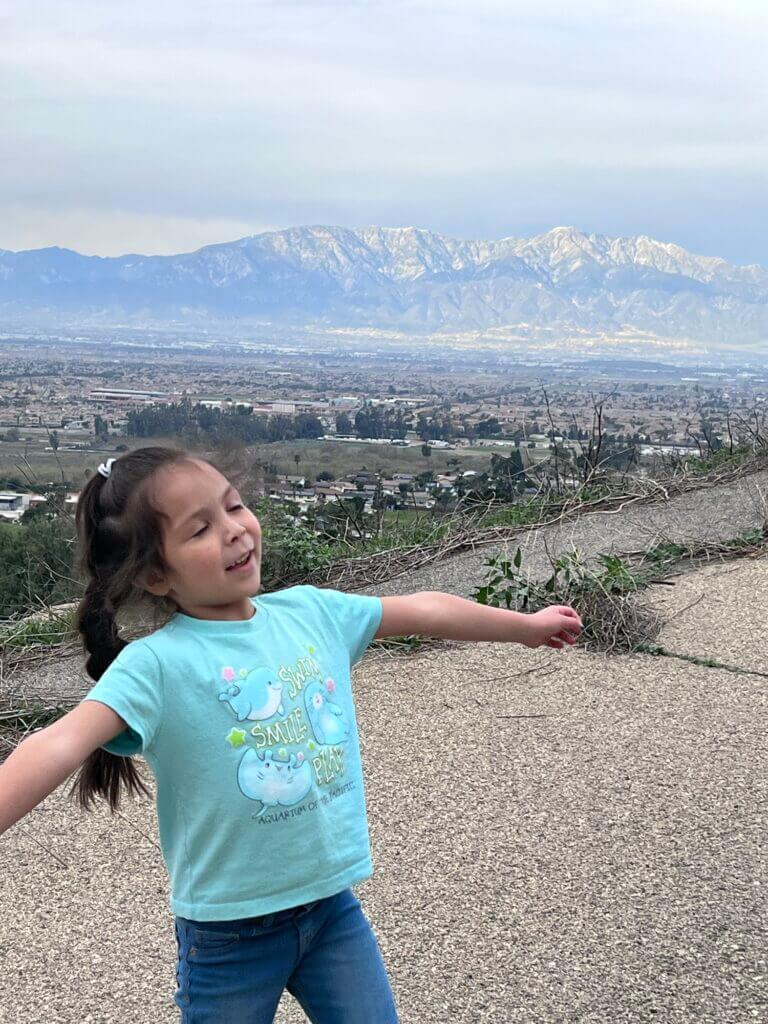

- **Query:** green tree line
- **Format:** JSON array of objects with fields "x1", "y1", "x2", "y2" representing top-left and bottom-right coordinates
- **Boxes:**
[{"x1": 126, "y1": 402, "x2": 325, "y2": 444}]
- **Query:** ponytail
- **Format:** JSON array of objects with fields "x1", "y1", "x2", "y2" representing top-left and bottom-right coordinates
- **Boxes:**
[
  {"x1": 67, "y1": 445, "x2": 193, "y2": 812},
  {"x1": 71, "y1": 579, "x2": 151, "y2": 812}
]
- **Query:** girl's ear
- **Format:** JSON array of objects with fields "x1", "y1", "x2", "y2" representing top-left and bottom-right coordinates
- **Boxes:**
[{"x1": 136, "y1": 568, "x2": 171, "y2": 597}]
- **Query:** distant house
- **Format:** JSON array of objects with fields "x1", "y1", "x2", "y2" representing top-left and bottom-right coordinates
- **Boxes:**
[
  {"x1": 398, "y1": 490, "x2": 434, "y2": 510},
  {"x1": 354, "y1": 472, "x2": 378, "y2": 486},
  {"x1": 0, "y1": 493, "x2": 25, "y2": 522},
  {"x1": 0, "y1": 491, "x2": 53, "y2": 522},
  {"x1": 0, "y1": 493, "x2": 25, "y2": 511},
  {"x1": 314, "y1": 484, "x2": 355, "y2": 500}
]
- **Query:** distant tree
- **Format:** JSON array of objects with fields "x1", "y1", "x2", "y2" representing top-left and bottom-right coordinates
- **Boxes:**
[
  {"x1": 417, "y1": 412, "x2": 454, "y2": 441},
  {"x1": 699, "y1": 418, "x2": 723, "y2": 454},
  {"x1": 385, "y1": 408, "x2": 409, "y2": 439},
  {"x1": 335, "y1": 412, "x2": 354, "y2": 435},
  {"x1": 260, "y1": 414, "x2": 286, "y2": 442},
  {"x1": 355, "y1": 405, "x2": 385, "y2": 439},
  {"x1": 294, "y1": 413, "x2": 324, "y2": 439},
  {"x1": 371, "y1": 479, "x2": 386, "y2": 512},
  {"x1": 476, "y1": 417, "x2": 502, "y2": 437}
]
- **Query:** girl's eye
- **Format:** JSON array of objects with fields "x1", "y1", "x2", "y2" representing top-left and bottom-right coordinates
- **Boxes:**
[{"x1": 190, "y1": 503, "x2": 242, "y2": 538}]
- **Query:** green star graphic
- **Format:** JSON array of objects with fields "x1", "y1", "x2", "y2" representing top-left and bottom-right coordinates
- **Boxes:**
[
  {"x1": 226, "y1": 728, "x2": 247, "y2": 748},
  {"x1": 308, "y1": 644, "x2": 315, "y2": 654},
  {"x1": 308, "y1": 741, "x2": 316, "y2": 751}
]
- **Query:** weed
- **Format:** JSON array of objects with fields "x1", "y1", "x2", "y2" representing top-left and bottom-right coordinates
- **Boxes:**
[
  {"x1": 370, "y1": 634, "x2": 428, "y2": 654},
  {"x1": 472, "y1": 547, "x2": 662, "y2": 653},
  {"x1": 0, "y1": 608, "x2": 76, "y2": 648},
  {"x1": 636, "y1": 642, "x2": 768, "y2": 678}
]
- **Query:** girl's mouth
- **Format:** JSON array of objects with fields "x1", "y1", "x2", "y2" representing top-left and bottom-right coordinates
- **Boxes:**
[{"x1": 226, "y1": 551, "x2": 254, "y2": 572}]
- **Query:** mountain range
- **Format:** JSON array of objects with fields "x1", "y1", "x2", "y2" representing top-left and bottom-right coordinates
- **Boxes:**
[{"x1": 1, "y1": 225, "x2": 766, "y2": 352}]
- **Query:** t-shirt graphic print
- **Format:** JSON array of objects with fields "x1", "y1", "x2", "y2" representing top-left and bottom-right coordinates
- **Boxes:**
[{"x1": 219, "y1": 650, "x2": 350, "y2": 820}]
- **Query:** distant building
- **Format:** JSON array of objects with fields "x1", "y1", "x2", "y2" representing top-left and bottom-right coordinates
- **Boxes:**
[
  {"x1": 0, "y1": 491, "x2": 47, "y2": 522},
  {"x1": 90, "y1": 388, "x2": 175, "y2": 403}
]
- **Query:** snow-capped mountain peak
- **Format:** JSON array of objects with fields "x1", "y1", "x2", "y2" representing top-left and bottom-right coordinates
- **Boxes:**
[{"x1": 0, "y1": 224, "x2": 766, "y2": 350}]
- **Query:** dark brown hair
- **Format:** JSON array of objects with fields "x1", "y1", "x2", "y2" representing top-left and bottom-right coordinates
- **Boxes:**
[{"x1": 69, "y1": 445, "x2": 214, "y2": 812}]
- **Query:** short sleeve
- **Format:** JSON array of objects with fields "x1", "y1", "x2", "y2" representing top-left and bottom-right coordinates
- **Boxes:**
[
  {"x1": 80, "y1": 639, "x2": 164, "y2": 756},
  {"x1": 311, "y1": 587, "x2": 383, "y2": 667}
]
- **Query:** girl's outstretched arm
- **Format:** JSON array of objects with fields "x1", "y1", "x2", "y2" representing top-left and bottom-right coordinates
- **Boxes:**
[
  {"x1": 0, "y1": 701, "x2": 127, "y2": 836},
  {"x1": 374, "y1": 591, "x2": 582, "y2": 649}
]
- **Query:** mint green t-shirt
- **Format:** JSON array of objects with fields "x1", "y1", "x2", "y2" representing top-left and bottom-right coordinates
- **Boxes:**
[{"x1": 81, "y1": 585, "x2": 383, "y2": 922}]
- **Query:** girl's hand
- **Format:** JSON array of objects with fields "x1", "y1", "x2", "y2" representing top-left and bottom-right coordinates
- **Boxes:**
[{"x1": 523, "y1": 606, "x2": 582, "y2": 649}]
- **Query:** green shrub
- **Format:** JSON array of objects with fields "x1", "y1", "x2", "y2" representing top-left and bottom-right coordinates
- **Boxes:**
[
  {"x1": 259, "y1": 506, "x2": 335, "y2": 587},
  {"x1": 472, "y1": 547, "x2": 662, "y2": 652},
  {"x1": 0, "y1": 518, "x2": 77, "y2": 620}
]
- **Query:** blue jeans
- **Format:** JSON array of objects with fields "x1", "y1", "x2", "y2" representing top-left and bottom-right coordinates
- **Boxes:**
[{"x1": 173, "y1": 888, "x2": 399, "y2": 1023}]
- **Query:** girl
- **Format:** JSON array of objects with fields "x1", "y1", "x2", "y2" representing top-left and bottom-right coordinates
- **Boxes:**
[{"x1": 0, "y1": 445, "x2": 582, "y2": 1023}]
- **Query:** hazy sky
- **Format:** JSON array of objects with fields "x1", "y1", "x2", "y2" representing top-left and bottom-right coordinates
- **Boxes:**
[{"x1": 2, "y1": 1, "x2": 767, "y2": 264}]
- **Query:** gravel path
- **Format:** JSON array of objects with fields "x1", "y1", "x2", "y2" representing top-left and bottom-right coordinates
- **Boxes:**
[
  {"x1": 2, "y1": 636, "x2": 765, "y2": 1024},
  {"x1": 651, "y1": 557, "x2": 768, "y2": 676},
  {"x1": 2, "y1": 472, "x2": 767, "y2": 1023},
  {"x1": 367, "y1": 468, "x2": 768, "y2": 601}
]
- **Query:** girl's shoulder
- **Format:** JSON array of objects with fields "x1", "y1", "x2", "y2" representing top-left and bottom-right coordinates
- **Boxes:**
[
  {"x1": 108, "y1": 628, "x2": 173, "y2": 678},
  {"x1": 259, "y1": 585, "x2": 376, "y2": 625},
  {"x1": 260, "y1": 584, "x2": 359, "y2": 614},
  {"x1": 258, "y1": 585, "x2": 347, "y2": 624},
  {"x1": 258, "y1": 583, "x2": 321, "y2": 608}
]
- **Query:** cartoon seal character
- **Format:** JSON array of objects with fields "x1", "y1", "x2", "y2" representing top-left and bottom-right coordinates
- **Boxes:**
[
  {"x1": 237, "y1": 748, "x2": 312, "y2": 816},
  {"x1": 304, "y1": 679, "x2": 349, "y2": 746},
  {"x1": 218, "y1": 667, "x2": 284, "y2": 722}
]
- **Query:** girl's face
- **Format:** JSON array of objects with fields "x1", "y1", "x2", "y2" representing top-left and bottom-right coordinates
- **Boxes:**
[{"x1": 142, "y1": 459, "x2": 263, "y2": 621}]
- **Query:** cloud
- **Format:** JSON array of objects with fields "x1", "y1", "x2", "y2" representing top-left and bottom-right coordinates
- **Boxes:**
[{"x1": 0, "y1": 1, "x2": 766, "y2": 259}]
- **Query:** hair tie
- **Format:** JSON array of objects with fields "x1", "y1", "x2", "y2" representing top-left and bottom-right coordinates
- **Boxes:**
[{"x1": 97, "y1": 458, "x2": 117, "y2": 479}]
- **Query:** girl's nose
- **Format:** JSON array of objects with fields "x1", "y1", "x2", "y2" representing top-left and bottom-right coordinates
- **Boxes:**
[{"x1": 227, "y1": 519, "x2": 246, "y2": 541}]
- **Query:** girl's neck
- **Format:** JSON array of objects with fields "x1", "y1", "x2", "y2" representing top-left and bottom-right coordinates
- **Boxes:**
[{"x1": 175, "y1": 597, "x2": 257, "y2": 622}]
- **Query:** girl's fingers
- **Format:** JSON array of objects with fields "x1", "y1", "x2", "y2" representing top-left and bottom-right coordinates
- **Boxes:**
[
  {"x1": 559, "y1": 607, "x2": 581, "y2": 622},
  {"x1": 547, "y1": 617, "x2": 582, "y2": 648},
  {"x1": 561, "y1": 617, "x2": 582, "y2": 634}
]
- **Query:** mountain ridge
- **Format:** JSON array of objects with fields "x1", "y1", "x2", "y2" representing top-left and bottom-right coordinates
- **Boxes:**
[{"x1": 1, "y1": 224, "x2": 766, "y2": 350}]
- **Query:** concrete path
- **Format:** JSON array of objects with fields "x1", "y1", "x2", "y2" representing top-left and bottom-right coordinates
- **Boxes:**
[{"x1": 2, "y1": 562, "x2": 767, "y2": 1022}]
